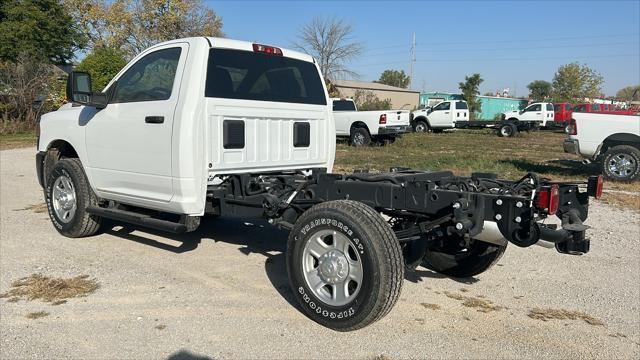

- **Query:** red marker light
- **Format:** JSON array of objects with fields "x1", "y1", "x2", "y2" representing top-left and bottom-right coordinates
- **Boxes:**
[
  {"x1": 595, "y1": 175, "x2": 603, "y2": 200},
  {"x1": 253, "y1": 43, "x2": 282, "y2": 56},
  {"x1": 379, "y1": 114, "x2": 387, "y2": 124},
  {"x1": 536, "y1": 184, "x2": 559, "y2": 215}
]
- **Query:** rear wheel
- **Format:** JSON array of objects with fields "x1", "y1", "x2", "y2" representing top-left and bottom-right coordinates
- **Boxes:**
[
  {"x1": 349, "y1": 127, "x2": 371, "y2": 147},
  {"x1": 287, "y1": 200, "x2": 404, "y2": 331},
  {"x1": 602, "y1": 145, "x2": 640, "y2": 182},
  {"x1": 45, "y1": 158, "x2": 101, "y2": 238},
  {"x1": 413, "y1": 120, "x2": 428, "y2": 133},
  {"x1": 498, "y1": 123, "x2": 517, "y2": 137},
  {"x1": 422, "y1": 239, "x2": 506, "y2": 278}
]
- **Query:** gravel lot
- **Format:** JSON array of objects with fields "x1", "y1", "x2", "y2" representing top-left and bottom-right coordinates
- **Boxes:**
[{"x1": 1, "y1": 147, "x2": 639, "y2": 359}]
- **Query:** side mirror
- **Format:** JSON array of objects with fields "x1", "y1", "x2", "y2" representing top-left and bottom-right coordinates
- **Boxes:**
[{"x1": 66, "y1": 71, "x2": 108, "y2": 109}]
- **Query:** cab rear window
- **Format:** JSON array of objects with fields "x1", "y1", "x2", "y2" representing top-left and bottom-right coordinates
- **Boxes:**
[
  {"x1": 333, "y1": 100, "x2": 356, "y2": 111},
  {"x1": 205, "y1": 48, "x2": 326, "y2": 105}
]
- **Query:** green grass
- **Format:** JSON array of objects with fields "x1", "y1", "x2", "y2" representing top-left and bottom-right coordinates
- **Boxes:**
[
  {"x1": 0, "y1": 131, "x2": 36, "y2": 150},
  {"x1": 334, "y1": 130, "x2": 640, "y2": 196}
]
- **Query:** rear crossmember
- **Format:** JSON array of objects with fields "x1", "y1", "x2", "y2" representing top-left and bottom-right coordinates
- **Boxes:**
[{"x1": 207, "y1": 168, "x2": 597, "y2": 255}]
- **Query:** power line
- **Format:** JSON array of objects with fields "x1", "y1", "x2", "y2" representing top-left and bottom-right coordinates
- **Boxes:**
[
  {"x1": 356, "y1": 53, "x2": 640, "y2": 68},
  {"x1": 364, "y1": 41, "x2": 638, "y2": 57},
  {"x1": 364, "y1": 32, "x2": 637, "y2": 52}
]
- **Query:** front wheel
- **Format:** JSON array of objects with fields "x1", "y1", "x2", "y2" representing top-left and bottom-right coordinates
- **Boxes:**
[
  {"x1": 287, "y1": 200, "x2": 404, "y2": 331},
  {"x1": 45, "y1": 158, "x2": 101, "y2": 238},
  {"x1": 602, "y1": 145, "x2": 640, "y2": 182},
  {"x1": 413, "y1": 120, "x2": 428, "y2": 133},
  {"x1": 422, "y1": 239, "x2": 506, "y2": 278}
]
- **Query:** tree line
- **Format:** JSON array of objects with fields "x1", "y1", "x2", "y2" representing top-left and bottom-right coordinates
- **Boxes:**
[{"x1": 0, "y1": 0, "x2": 223, "y2": 134}]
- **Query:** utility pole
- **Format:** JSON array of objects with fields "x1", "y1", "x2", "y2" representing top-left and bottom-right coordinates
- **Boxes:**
[{"x1": 409, "y1": 32, "x2": 416, "y2": 89}]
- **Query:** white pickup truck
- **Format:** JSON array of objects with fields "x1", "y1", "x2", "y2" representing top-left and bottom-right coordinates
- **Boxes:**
[
  {"x1": 502, "y1": 102, "x2": 554, "y2": 127},
  {"x1": 410, "y1": 100, "x2": 469, "y2": 133},
  {"x1": 564, "y1": 112, "x2": 640, "y2": 181},
  {"x1": 35, "y1": 37, "x2": 600, "y2": 331},
  {"x1": 331, "y1": 98, "x2": 410, "y2": 146}
]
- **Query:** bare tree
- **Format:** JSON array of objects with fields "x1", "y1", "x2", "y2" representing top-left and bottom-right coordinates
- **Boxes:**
[
  {"x1": 293, "y1": 16, "x2": 363, "y2": 80},
  {"x1": 0, "y1": 55, "x2": 54, "y2": 129}
]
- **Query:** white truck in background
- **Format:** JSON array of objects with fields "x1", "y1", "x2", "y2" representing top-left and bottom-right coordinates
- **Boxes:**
[
  {"x1": 564, "y1": 112, "x2": 640, "y2": 181},
  {"x1": 331, "y1": 98, "x2": 411, "y2": 146},
  {"x1": 410, "y1": 100, "x2": 469, "y2": 133},
  {"x1": 501, "y1": 102, "x2": 554, "y2": 127}
]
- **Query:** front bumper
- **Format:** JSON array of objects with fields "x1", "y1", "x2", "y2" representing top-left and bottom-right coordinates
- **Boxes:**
[
  {"x1": 563, "y1": 139, "x2": 580, "y2": 155},
  {"x1": 378, "y1": 125, "x2": 412, "y2": 136}
]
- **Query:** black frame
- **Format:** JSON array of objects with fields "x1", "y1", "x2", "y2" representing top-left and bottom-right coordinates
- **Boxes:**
[{"x1": 206, "y1": 168, "x2": 594, "y2": 255}]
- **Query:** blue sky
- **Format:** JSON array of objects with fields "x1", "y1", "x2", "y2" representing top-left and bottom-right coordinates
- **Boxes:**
[{"x1": 208, "y1": 0, "x2": 639, "y2": 97}]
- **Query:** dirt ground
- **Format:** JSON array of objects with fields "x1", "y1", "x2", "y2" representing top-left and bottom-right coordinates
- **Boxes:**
[{"x1": 1, "y1": 147, "x2": 639, "y2": 359}]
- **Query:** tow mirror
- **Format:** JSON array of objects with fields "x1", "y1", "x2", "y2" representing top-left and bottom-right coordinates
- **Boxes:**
[{"x1": 66, "y1": 71, "x2": 108, "y2": 109}]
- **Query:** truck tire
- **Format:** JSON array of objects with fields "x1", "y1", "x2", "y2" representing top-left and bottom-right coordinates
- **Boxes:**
[
  {"x1": 413, "y1": 120, "x2": 428, "y2": 133},
  {"x1": 287, "y1": 200, "x2": 404, "y2": 331},
  {"x1": 498, "y1": 123, "x2": 517, "y2": 137},
  {"x1": 422, "y1": 239, "x2": 506, "y2": 278},
  {"x1": 349, "y1": 127, "x2": 371, "y2": 147},
  {"x1": 45, "y1": 158, "x2": 102, "y2": 238},
  {"x1": 602, "y1": 145, "x2": 640, "y2": 182}
]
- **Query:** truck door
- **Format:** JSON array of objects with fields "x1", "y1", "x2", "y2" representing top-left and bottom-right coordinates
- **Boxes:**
[
  {"x1": 544, "y1": 103, "x2": 554, "y2": 126},
  {"x1": 84, "y1": 43, "x2": 188, "y2": 203},
  {"x1": 428, "y1": 101, "x2": 451, "y2": 127},
  {"x1": 521, "y1": 103, "x2": 541, "y2": 122}
]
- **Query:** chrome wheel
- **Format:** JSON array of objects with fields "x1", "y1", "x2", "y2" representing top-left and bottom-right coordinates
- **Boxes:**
[
  {"x1": 608, "y1": 153, "x2": 637, "y2": 178},
  {"x1": 415, "y1": 122, "x2": 427, "y2": 132},
  {"x1": 52, "y1": 174, "x2": 77, "y2": 223},
  {"x1": 353, "y1": 133, "x2": 365, "y2": 146},
  {"x1": 500, "y1": 126, "x2": 513, "y2": 137},
  {"x1": 301, "y1": 229, "x2": 363, "y2": 307}
]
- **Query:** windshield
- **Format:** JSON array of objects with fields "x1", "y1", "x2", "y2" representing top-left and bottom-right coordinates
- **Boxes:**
[
  {"x1": 333, "y1": 100, "x2": 357, "y2": 111},
  {"x1": 205, "y1": 48, "x2": 326, "y2": 105}
]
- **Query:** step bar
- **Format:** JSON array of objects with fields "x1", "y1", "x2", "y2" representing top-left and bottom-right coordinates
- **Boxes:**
[{"x1": 86, "y1": 206, "x2": 187, "y2": 234}]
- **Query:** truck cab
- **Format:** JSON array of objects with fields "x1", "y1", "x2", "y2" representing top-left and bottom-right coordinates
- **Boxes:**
[
  {"x1": 502, "y1": 102, "x2": 554, "y2": 127},
  {"x1": 553, "y1": 103, "x2": 573, "y2": 131},
  {"x1": 410, "y1": 100, "x2": 469, "y2": 132},
  {"x1": 38, "y1": 38, "x2": 334, "y2": 215}
]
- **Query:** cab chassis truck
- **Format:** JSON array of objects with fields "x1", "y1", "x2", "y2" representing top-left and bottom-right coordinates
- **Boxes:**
[{"x1": 36, "y1": 37, "x2": 601, "y2": 332}]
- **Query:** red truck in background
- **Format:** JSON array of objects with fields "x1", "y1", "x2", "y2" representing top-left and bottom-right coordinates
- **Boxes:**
[
  {"x1": 573, "y1": 103, "x2": 636, "y2": 115},
  {"x1": 553, "y1": 103, "x2": 573, "y2": 132}
]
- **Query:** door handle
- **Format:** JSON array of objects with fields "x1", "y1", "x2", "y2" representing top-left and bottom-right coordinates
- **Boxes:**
[
  {"x1": 444, "y1": 112, "x2": 450, "y2": 114},
  {"x1": 145, "y1": 116, "x2": 164, "y2": 124}
]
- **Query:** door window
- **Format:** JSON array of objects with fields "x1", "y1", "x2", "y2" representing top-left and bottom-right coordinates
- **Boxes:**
[
  {"x1": 546, "y1": 104, "x2": 554, "y2": 111},
  {"x1": 112, "y1": 47, "x2": 182, "y2": 103},
  {"x1": 433, "y1": 102, "x2": 450, "y2": 111},
  {"x1": 525, "y1": 104, "x2": 541, "y2": 112}
]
